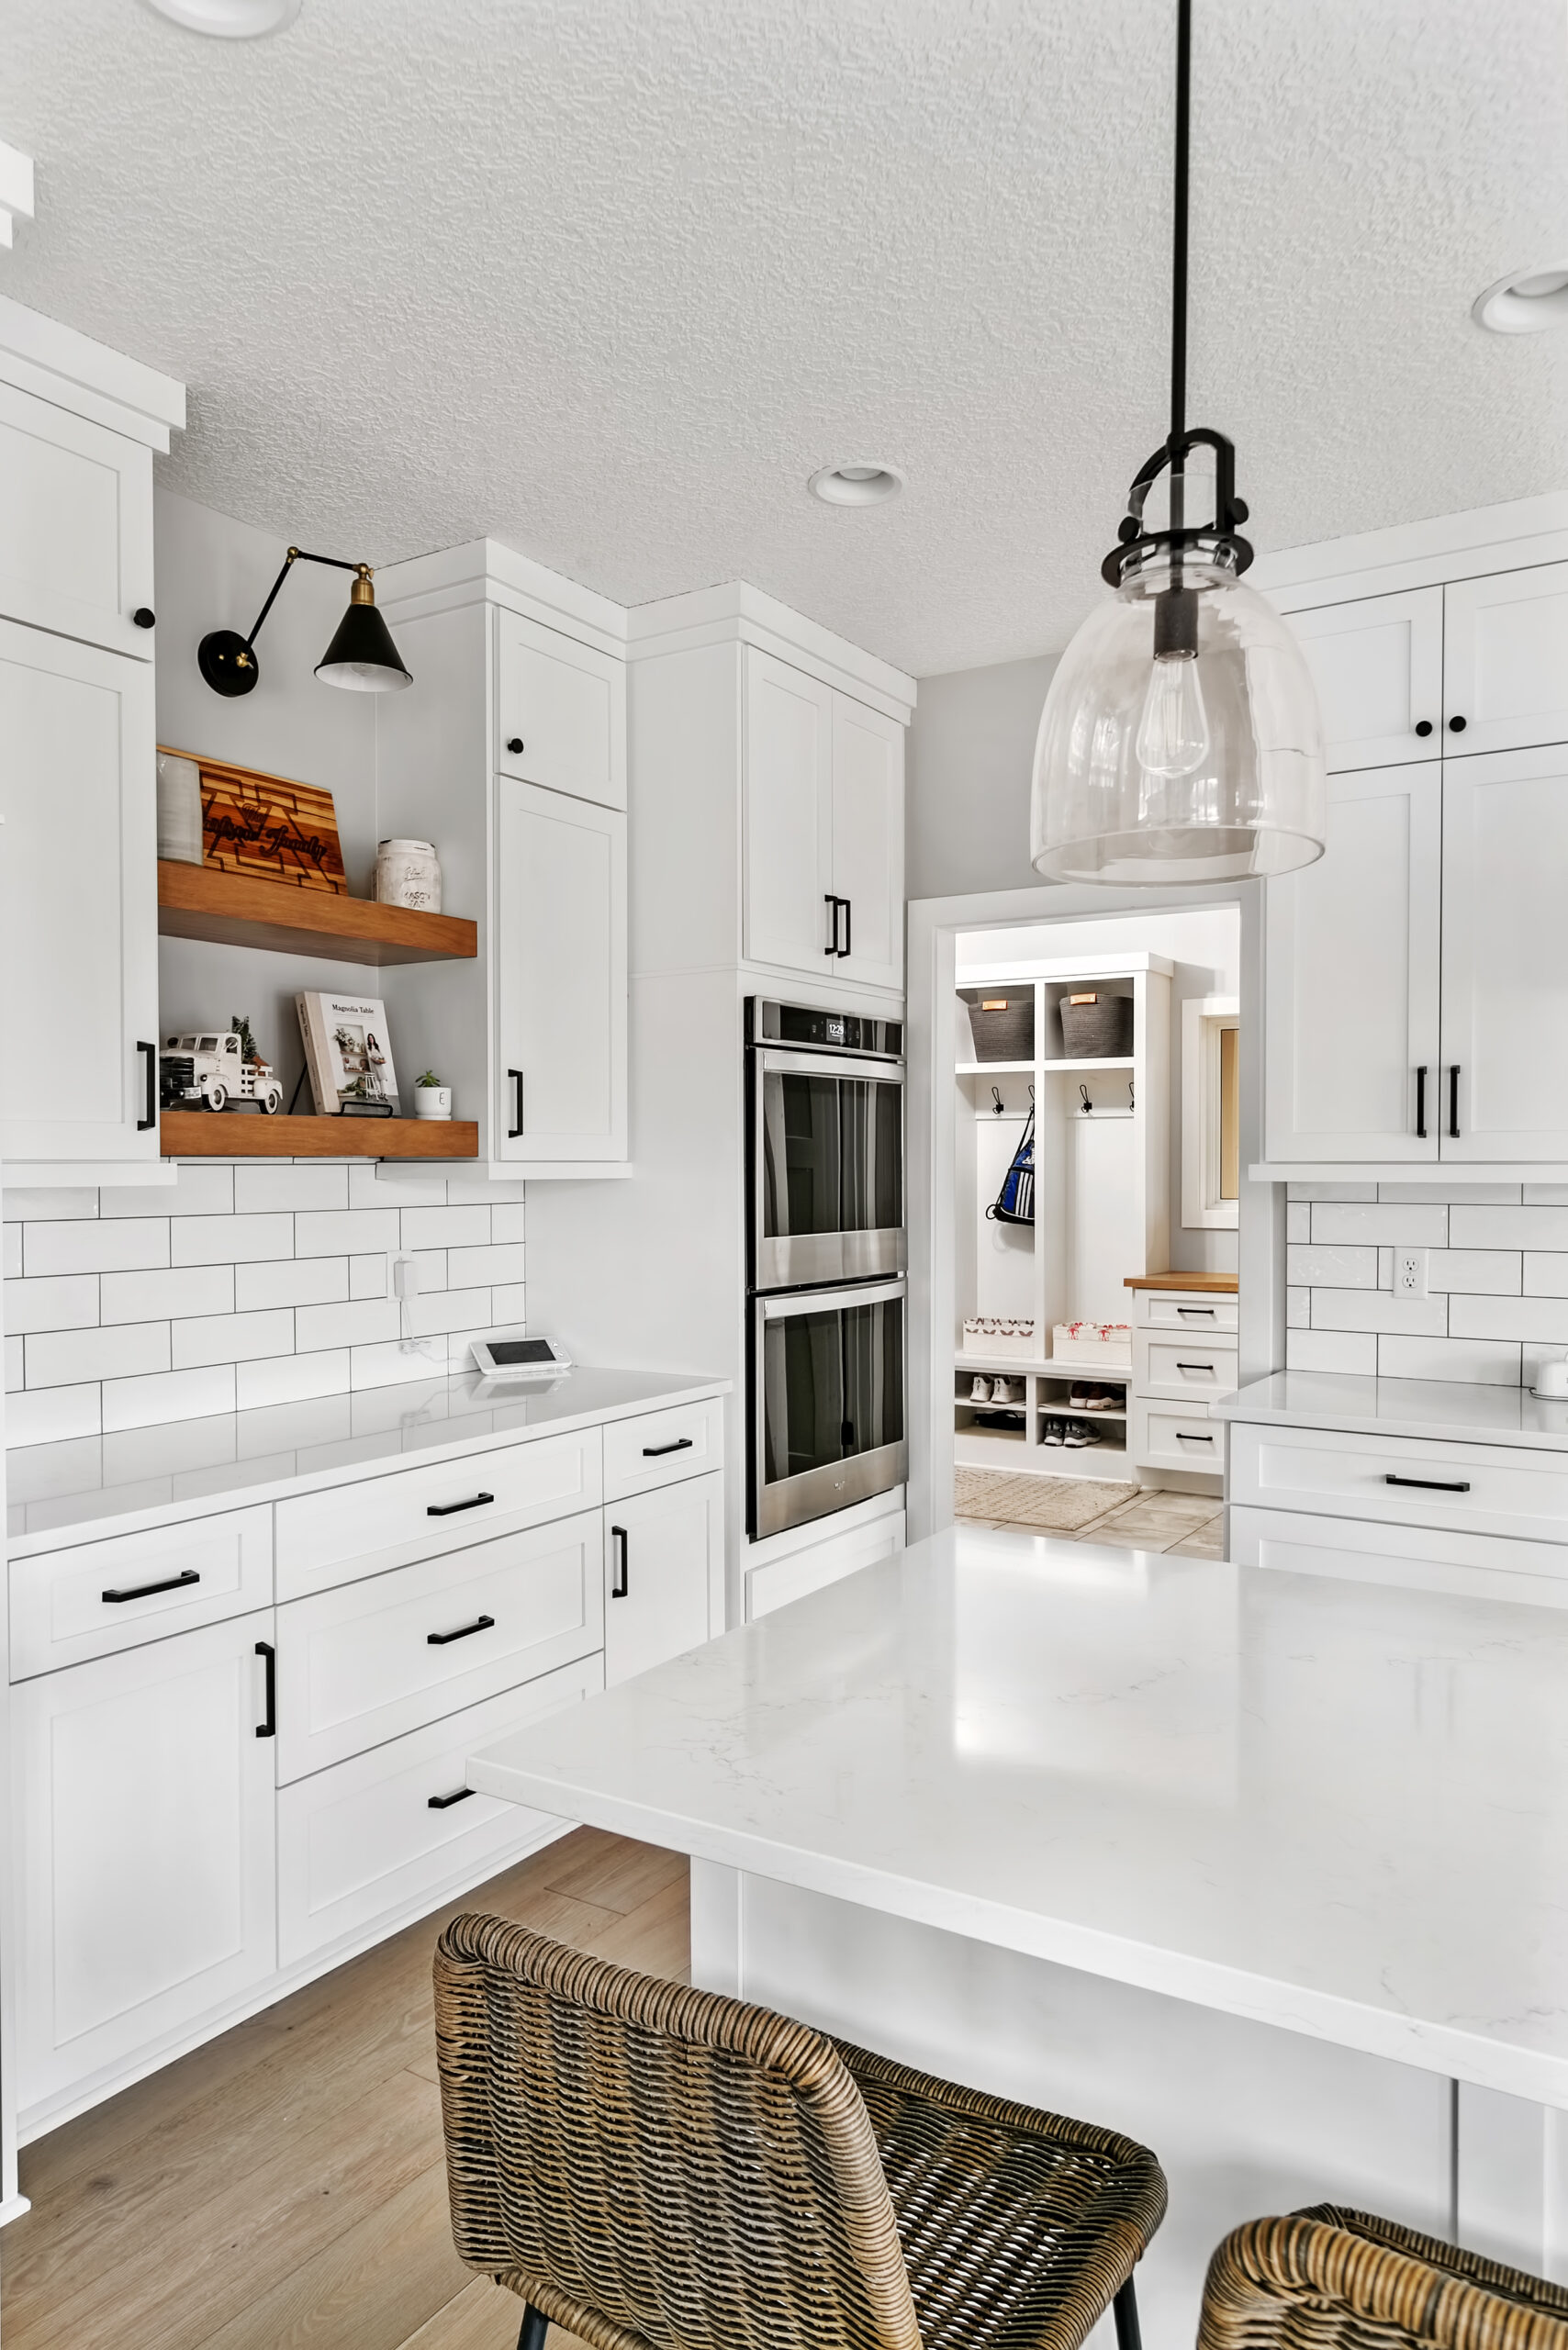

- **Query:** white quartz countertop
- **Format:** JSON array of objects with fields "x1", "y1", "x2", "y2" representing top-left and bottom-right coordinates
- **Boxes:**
[
  {"x1": 1216, "y1": 1369, "x2": 1568, "y2": 1451},
  {"x1": 470, "y1": 1523, "x2": 1568, "y2": 2106},
  {"x1": 6, "y1": 1367, "x2": 727, "y2": 1550}
]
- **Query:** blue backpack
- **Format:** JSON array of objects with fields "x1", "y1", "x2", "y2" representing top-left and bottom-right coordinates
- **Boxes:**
[{"x1": 987, "y1": 1108, "x2": 1035, "y2": 1226}]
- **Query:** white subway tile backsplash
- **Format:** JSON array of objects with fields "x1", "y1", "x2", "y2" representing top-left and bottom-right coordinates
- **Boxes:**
[
  {"x1": 295, "y1": 1297, "x2": 400, "y2": 1353},
  {"x1": 446, "y1": 1241, "x2": 526, "y2": 1289},
  {"x1": 408, "y1": 1286, "x2": 495, "y2": 1338},
  {"x1": 171, "y1": 1214, "x2": 294, "y2": 1267},
  {"x1": 1311, "y1": 1203, "x2": 1448, "y2": 1247},
  {"x1": 1427, "y1": 1250, "x2": 1522, "y2": 1295},
  {"x1": 1377, "y1": 1335, "x2": 1521, "y2": 1385},
  {"x1": 100, "y1": 1264, "x2": 233, "y2": 1325},
  {"x1": 1286, "y1": 1286, "x2": 1309, "y2": 1329},
  {"x1": 489, "y1": 1203, "x2": 525, "y2": 1244},
  {"x1": 232, "y1": 1163, "x2": 350, "y2": 1214},
  {"x1": 3, "y1": 1224, "x2": 20, "y2": 1280},
  {"x1": 27, "y1": 1321, "x2": 170, "y2": 1390},
  {"x1": 100, "y1": 1164, "x2": 234, "y2": 1217},
  {"x1": 1285, "y1": 1183, "x2": 1378, "y2": 1203},
  {"x1": 1523, "y1": 1186, "x2": 1568, "y2": 1206},
  {"x1": 1525, "y1": 1254, "x2": 1568, "y2": 1298},
  {"x1": 171, "y1": 1308, "x2": 296, "y2": 1371},
  {"x1": 102, "y1": 1364, "x2": 237, "y2": 1433},
  {"x1": 1285, "y1": 1329, "x2": 1378, "y2": 1374},
  {"x1": 398, "y1": 1203, "x2": 490, "y2": 1250},
  {"x1": 1376, "y1": 1182, "x2": 1521, "y2": 1205},
  {"x1": 4, "y1": 1274, "x2": 100, "y2": 1335},
  {"x1": 350, "y1": 1252, "x2": 392, "y2": 1301},
  {"x1": 235, "y1": 1256, "x2": 348, "y2": 1311},
  {"x1": 490, "y1": 1283, "x2": 527, "y2": 1322},
  {"x1": 26, "y1": 1219, "x2": 170, "y2": 1277},
  {"x1": 1449, "y1": 1294, "x2": 1568, "y2": 1344},
  {"x1": 3, "y1": 1187, "x2": 98, "y2": 1222},
  {"x1": 1287, "y1": 1244, "x2": 1377, "y2": 1290},
  {"x1": 294, "y1": 1207, "x2": 400, "y2": 1259},
  {"x1": 5, "y1": 1335, "x2": 21, "y2": 1393},
  {"x1": 444, "y1": 1175, "x2": 526, "y2": 1204},
  {"x1": 234, "y1": 1349, "x2": 351, "y2": 1411},
  {"x1": 1286, "y1": 1203, "x2": 1310, "y2": 1245},
  {"x1": 350, "y1": 1337, "x2": 454, "y2": 1388},
  {"x1": 1309, "y1": 1287, "x2": 1446, "y2": 1337},
  {"x1": 349, "y1": 1164, "x2": 447, "y2": 1208},
  {"x1": 6, "y1": 1383, "x2": 103, "y2": 1443},
  {"x1": 1450, "y1": 1206, "x2": 1568, "y2": 1249}
]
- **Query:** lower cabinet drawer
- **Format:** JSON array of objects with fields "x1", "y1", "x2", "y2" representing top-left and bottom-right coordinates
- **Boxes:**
[
  {"x1": 276, "y1": 1510, "x2": 604, "y2": 1782},
  {"x1": 10, "y1": 1505, "x2": 274, "y2": 1681},
  {"x1": 1137, "y1": 1292, "x2": 1239, "y2": 1335},
  {"x1": 1130, "y1": 1400, "x2": 1226, "y2": 1474},
  {"x1": 603, "y1": 1395, "x2": 724, "y2": 1502},
  {"x1": 746, "y1": 1509, "x2": 905, "y2": 1621},
  {"x1": 1228, "y1": 1421, "x2": 1568, "y2": 1541},
  {"x1": 1230, "y1": 1504, "x2": 1568, "y2": 1607},
  {"x1": 1135, "y1": 1333, "x2": 1238, "y2": 1404},
  {"x1": 276, "y1": 1657, "x2": 602, "y2": 1966}
]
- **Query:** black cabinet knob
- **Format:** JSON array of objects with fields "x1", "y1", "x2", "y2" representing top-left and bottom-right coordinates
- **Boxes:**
[
  {"x1": 1449, "y1": 714, "x2": 1467, "y2": 733},
  {"x1": 1414, "y1": 720, "x2": 1433, "y2": 737},
  {"x1": 506, "y1": 736, "x2": 524, "y2": 755},
  {"x1": 132, "y1": 607, "x2": 156, "y2": 629}
]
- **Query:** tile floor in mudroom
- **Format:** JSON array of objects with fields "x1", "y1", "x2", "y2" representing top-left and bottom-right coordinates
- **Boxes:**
[{"x1": 954, "y1": 1470, "x2": 1225, "y2": 1559}]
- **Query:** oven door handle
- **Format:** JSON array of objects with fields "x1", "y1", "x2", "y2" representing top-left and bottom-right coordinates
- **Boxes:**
[
  {"x1": 760, "y1": 1277, "x2": 907, "y2": 1320},
  {"x1": 753, "y1": 1046, "x2": 905, "y2": 1085}
]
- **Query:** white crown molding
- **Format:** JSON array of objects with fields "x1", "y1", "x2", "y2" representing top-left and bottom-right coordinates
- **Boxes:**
[
  {"x1": 0, "y1": 140, "x2": 34, "y2": 248},
  {"x1": 1254, "y1": 490, "x2": 1568, "y2": 611},
  {"x1": 626, "y1": 580, "x2": 917, "y2": 722},
  {"x1": 0, "y1": 292, "x2": 185, "y2": 451},
  {"x1": 375, "y1": 536, "x2": 627, "y2": 657}
]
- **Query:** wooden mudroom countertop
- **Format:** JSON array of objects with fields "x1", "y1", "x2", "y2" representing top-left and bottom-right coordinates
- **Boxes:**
[{"x1": 1123, "y1": 1272, "x2": 1239, "y2": 1292}]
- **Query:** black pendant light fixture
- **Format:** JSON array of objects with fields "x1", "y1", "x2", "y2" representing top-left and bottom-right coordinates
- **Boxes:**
[
  {"x1": 1030, "y1": 0, "x2": 1325, "y2": 883},
  {"x1": 197, "y1": 547, "x2": 412, "y2": 698}
]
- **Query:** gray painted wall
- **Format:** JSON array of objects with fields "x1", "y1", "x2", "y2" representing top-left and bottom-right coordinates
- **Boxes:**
[{"x1": 905, "y1": 652, "x2": 1058, "y2": 901}]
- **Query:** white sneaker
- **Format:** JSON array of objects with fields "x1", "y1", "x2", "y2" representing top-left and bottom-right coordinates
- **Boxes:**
[
  {"x1": 991, "y1": 1375, "x2": 1023, "y2": 1404},
  {"x1": 969, "y1": 1375, "x2": 992, "y2": 1403}
]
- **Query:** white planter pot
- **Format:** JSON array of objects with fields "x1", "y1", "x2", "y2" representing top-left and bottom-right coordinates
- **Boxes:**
[{"x1": 412, "y1": 1088, "x2": 452, "y2": 1121}]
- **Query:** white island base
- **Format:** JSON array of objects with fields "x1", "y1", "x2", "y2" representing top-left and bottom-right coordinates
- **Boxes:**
[{"x1": 469, "y1": 1527, "x2": 1568, "y2": 2344}]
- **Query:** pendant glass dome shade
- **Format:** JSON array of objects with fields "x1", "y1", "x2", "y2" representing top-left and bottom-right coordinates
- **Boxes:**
[
  {"x1": 1030, "y1": 546, "x2": 1327, "y2": 885},
  {"x1": 314, "y1": 573, "x2": 412, "y2": 692}
]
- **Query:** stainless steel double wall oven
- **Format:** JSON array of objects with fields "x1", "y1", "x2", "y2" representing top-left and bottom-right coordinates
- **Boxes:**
[{"x1": 746, "y1": 999, "x2": 907, "y2": 1538}]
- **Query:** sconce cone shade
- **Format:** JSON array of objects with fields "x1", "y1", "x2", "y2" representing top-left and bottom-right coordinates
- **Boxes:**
[
  {"x1": 1029, "y1": 554, "x2": 1327, "y2": 884},
  {"x1": 314, "y1": 577, "x2": 412, "y2": 692}
]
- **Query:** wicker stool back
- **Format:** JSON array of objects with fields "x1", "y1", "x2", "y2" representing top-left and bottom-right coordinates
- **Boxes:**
[{"x1": 1199, "y1": 2210, "x2": 1568, "y2": 2350}]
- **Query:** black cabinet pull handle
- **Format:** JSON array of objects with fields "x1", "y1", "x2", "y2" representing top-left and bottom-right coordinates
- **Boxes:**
[
  {"x1": 506, "y1": 736, "x2": 524, "y2": 754},
  {"x1": 1449, "y1": 1065, "x2": 1461, "y2": 1139},
  {"x1": 643, "y1": 1436, "x2": 694, "y2": 1458},
  {"x1": 508, "y1": 1068, "x2": 523, "y2": 1138},
  {"x1": 103, "y1": 1567, "x2": 200, "y2": 1604},
  {"x1": 1176, "y1": 1304, "x2": 1215, "y2": 1317},
  {"x1": 839, "y1": 896, "x2": 852, "y2": 957},
  {"x1": 1175, "y1": 1431, "x2": 1215, "y2": 1445},
  {"x1": 1175, "y1": 1361, "x2": 1215, "y2": 1372},
  {"x1": 1416, "y1": 1064, "x2": 1428, "y2": 1139},
  {"x1": 1385, "y1": 1472, "x2": 1471, "y2": 1494},
  {"x1": 427, "y1": 1492, "x2": 494, "y2": 1517},
  {"x1": 427, "y1": 1614, "x2": 496, "y2": 1646},
  {"x1": 1449, "y1": 714, "x2": 1467, "y2": 733},
  {"x1": 610, "y1": 1524, "x2": 629, "y2": 1598},
  {"x1": 1414, "y1": 719, "x2": 1433, "y2": 737},
  {"x1": 255, "y1": 1641, "x2": 276, "y2": 1739},
  {"x1": 132, "y1": 607, "x2": 156, "y2": 629},
  {"x1": 823, "y1": 894, "x2": 840, "y2": 956},
  {"x1": 138, "y1": 1040, "x2": 157, "y2": 1131},
  {"x1": 428, "y1": 1785, "x2": 476, "y2": 1810}
]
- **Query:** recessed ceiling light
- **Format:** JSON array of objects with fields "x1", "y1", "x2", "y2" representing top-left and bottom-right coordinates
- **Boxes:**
[
  {"x1": 808, "y1": 464, "x2": 904, "y2": 507},
  {"x1": 1472, "y1": 263, "x2": 1568, "y2": 334},
  {"x1": 139, "y1": 0, "x2": 301, "y2": 36}
]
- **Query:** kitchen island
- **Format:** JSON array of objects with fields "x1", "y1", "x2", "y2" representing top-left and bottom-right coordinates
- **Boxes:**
[{"x1": 471, "y1": 1522, "x2": 1568, "y2": 2341}]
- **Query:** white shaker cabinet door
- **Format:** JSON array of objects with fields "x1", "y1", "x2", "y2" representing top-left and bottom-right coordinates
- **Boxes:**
[
  {"x1": 1285, "y1": 588, "x2": 1444, "y2": 771},
  {"x1": 11, "y1": 1612, "x2": 277, "y2": 2121},
  {"x1": 830, "y1": 694, "x2": 904, "y2": 990},
  {"x1": 0, "y1": 620, "x2": 160, "y2": 1165},
  {"x1": 495, "y1": 777, "x2": 627, "y2": 1163},
  {"x1": 743, "y1": 647, "x2": 835, "y2": 976},
  {"x1": 1440, "y1": 745, "x2": 1568, "y2": 1161},
  {"x1": 1444, "y1": 564, "x2": 1568, "y2": 757},
  {"x1": 1264, "y1": 762, "x2": 1441, "y2": 1162},
  {"x1": 495, "y1": 610, "x2": 626, "y2": 811},
  {"x1": 604, "y1": 1471, "x2": 724, "y2": 1686},
  {"x1": 0, "y1": 378, "x2": 156, "y2": 659}
]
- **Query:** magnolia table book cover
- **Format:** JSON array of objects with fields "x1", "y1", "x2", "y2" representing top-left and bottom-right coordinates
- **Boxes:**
[{"x1": 296, "y1": 991, "x2": 400, "y2": 1115}]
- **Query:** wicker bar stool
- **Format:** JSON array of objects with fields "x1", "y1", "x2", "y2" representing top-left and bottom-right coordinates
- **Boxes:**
[
  {"x1": 434, "y1": 1912, "x2": 1167, "y2": 2350},
  {"x1": 1199, "y1": 2205, "x2": 1568, "y2": 2350}
]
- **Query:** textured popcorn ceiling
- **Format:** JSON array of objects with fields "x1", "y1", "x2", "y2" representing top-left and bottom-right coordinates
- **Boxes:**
[{"x1": 4, "y1": 0, "x2": 1568, "y2": 675}]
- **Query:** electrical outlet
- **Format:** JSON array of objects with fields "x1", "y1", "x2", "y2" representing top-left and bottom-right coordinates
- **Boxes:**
[{"x1": 1395, "y1": 1247, "x2": 1428, "y2": 1298}]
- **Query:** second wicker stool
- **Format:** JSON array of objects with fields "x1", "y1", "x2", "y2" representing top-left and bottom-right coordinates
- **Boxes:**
[{"x1": 434, "y1": 1912, "x2": 1168, "y2": 2350}]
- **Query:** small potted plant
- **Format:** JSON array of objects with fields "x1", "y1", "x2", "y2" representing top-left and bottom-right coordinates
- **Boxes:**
[{"x1": 413, "y1": 1069, "x2": 452, "y2": 1121}]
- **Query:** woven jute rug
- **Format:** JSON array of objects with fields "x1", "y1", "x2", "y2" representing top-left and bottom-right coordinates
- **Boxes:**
[{"x1": 954, "y1": 1466, "x2": 1137, "y2": 1532}]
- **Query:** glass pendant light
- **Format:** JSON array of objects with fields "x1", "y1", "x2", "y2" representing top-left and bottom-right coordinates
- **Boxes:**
[{"x1": 1030, "y1": 0, "x2": 1326, "y2": 884}]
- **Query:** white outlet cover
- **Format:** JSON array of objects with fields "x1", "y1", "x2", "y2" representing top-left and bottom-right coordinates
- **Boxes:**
[{"x1": 1395, "y1": 1248, "x2": 1428, "y2": 1297}]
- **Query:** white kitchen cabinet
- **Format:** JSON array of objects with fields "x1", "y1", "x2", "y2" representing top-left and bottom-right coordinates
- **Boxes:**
[
  {"x1": 1440, "y1": 744, "x2": 1568, "y2": 1161},
  {"x1": 0, "y1": 617, "x2": 160, "y2": 1167},
  {"x1": 1264, "y1": 763, "x2": 1441, "y2": 1163},
  {"x1": 0, "y1": 377, "x2": 156, "y2": 660},
  {"x1": 1443, "y1": 563, "x2": 1568, "y2": 757},
  {"x1": 496, "y1": 776, "x2": 627, "y2": 1164},
  {"x1": 10, "y1": 1611, "x2": 277, "y2": 2117},
  {"x1": 604, "y1": 1471, "x2": 724, "y2": 1685},
  {"x1": 496, "y1": 608, "x2": 626, "y2": 811},
  {"x1": 1286, "y1": 588, "x2": 1444, "y2": 771},
  {"x1": 742, "y1": 644, "x2": 906, "y2": 988}
]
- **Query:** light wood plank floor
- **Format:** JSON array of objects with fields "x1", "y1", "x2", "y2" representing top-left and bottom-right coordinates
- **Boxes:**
[{"x1": 2, "y1": 1828, "x2": 686, "y2": 2350}]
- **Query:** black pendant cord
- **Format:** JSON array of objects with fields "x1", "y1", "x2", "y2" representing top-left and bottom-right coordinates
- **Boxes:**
[{"x1": 1169, "y1": 0, "x2": 1192, "y2": 549}]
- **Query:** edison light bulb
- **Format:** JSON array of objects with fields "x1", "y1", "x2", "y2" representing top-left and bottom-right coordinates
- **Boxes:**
[{"x1": 1135, "y1": 650, "x2": 1211, "y2": 779}]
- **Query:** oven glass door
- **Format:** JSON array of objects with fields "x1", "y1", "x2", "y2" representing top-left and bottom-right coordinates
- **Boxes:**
[
  {"x1": 753, "y1": 1280, "x2": 906, "y2": 1537},
  {"x1": 754, "y1": 1048, "x2": 904, "y2": 1291}
]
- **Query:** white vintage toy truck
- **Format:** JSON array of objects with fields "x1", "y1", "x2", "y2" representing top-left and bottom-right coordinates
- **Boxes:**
[{"x1": 160, "y1": 1030, "x2": 284, "y2": 1115}]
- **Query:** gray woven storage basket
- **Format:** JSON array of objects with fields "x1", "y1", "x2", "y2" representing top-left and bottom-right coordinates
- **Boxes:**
[
  {"x1": 1058, "y1": 991, "x2": 1133, "y2": 1058},
  {"x1": 968, "y1": 996, "x2": 1035, "y2": 1061}
]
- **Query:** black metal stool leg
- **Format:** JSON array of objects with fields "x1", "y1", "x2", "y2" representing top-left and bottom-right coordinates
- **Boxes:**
[
  {"x1": 1114, "y1": 2277, "x2": 1143, "y2": 2350},
  {"x1": 517, "y1": 2306, "x2": 549, "y2": 2350}
]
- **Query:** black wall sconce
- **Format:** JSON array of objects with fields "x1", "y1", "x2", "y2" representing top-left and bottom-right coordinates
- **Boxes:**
[{"x1": 197, "y1": 546, "x2": 412, "y2": 697}]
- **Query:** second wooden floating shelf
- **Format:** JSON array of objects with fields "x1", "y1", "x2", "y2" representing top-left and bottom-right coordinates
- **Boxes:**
[
  {"x1": 161, "y1": 1112, "x2": 480, "y2": 1160},
  {"x1": 156, "y1": 861, "x2": 477, "y2": 966}
]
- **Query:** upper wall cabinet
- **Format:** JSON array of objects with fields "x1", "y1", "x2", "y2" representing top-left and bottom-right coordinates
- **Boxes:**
[
  {"x1": 742, "y1": 645, "x2": 905, "y2": 991},
  {"x1": 1443, "y1": 565, "x2": 1568, "y2": 757},
  {"x1": 0, "y1": 380, "x2": 155, "y2": 660},
  {"x1": 496, "y1": 610, "x2": 626, "y2": 811},
  {"x1": 1287, "y1": 588, "x2": 1443, "y2": 770},
  {"x1": 496, "y1": 778, "x2": 627, "y2": 1164}
]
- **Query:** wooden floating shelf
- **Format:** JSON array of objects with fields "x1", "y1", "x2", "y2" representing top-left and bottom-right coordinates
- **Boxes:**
[
  {"x1": 161, "y1": 1113, "x2": 479, "y2": 1161},
  {"x1": 156, "y1": 862, "x2": 478, "y2": 967}
]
